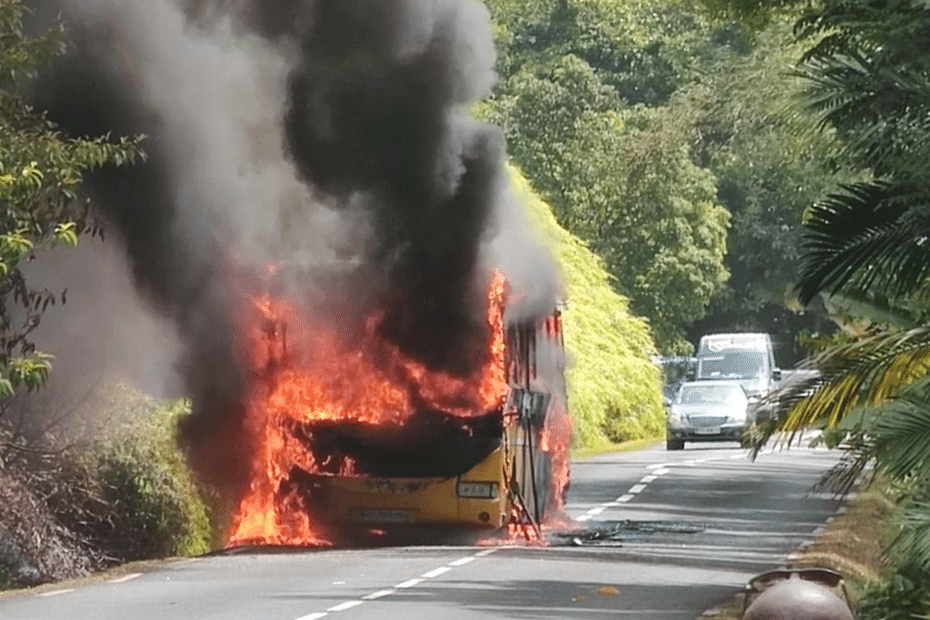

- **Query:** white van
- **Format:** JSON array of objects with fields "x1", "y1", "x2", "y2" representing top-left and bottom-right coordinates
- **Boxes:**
[{"x1": 694, "y1": 333, "x2": 780, "y2": 398}]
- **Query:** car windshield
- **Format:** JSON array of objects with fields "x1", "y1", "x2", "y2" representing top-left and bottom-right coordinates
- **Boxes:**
[
  {"x1": 697, "y1": 351, "x2": 766, "y2": 380},
  {"x1": 678, "y1": 384, "x2": 745, "y2": 405}
]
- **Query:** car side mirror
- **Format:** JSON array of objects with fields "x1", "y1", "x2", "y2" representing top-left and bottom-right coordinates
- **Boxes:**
[{"x1": 772, "y1": 368, "x2": 782, "y2": 381}]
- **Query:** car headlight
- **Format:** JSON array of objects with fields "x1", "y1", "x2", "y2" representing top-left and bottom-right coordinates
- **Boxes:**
[{"x1": 667, "y1": 411, "x2": 684, "y2": 426}]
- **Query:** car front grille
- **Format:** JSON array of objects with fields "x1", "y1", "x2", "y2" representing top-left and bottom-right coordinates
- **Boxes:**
[{"x1": 687, "y1": 415, "x2": 729, "y2": 427}]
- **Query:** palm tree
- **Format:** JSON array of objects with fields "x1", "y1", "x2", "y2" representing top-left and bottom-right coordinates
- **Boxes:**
[{"x1": 765, "y1": 0, "x2": 930, "y2": 586}]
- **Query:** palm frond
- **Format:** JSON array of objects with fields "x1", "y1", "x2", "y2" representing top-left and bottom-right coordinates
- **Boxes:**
[
  {"x1": 857, "y1": 376, "x2": 930, "y2": 572},
  {"x1": 891, "y1": 497, "x2": 930, "y2": 572},
  {"x1": 796, "y1": 1, "x2": 930, "y2": 64},
  {"x1": 794, "y1": 53, "x2": 930, "y2": 177},
  {"x1": 797, "y1": 182, "x2": 930, "y2": 305},
  {"x1": 762, "y1": 328, "x2": 930, "y2": 439},
  {"x1": 869, "y1": 375, "x2": 930, "y2": 481},
  {"x1": 822, "y1": 290, "x2": 921, "y2": 329}
]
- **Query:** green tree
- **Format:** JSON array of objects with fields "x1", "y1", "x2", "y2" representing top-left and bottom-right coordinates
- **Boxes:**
[
  {"x1": 513, "y1": 168, "x2": 664, "y2": 446},
  {"x1": 684, "y1": 21, "x2": 847, "y2": 364},
  {"x1": 0, "y1": 0, "x2": 143, "y2": 402},
  {"x1": 483, "y1": 33, "x2": 731, "y2": 352},
  {"x1": 486, "y1": 0, "x2": 723, "y2": 106}
]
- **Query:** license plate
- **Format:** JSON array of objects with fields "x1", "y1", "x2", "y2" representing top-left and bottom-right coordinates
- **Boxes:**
[
  {"x1": 695, "y1": 427, "x2": 720, "y2": 435},
  {"x1": 359, "y1": 509, "x2": 412, "y2": 523}
]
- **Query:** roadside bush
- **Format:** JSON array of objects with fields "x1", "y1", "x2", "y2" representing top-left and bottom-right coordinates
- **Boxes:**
[
  {"x1": 513, "y1": 168, "x2": 665, "y2": 447},
  {"x1": 45, "y1": 383, "x2": 211, "y2": 563},
  {"x1": 858, "y1": 563, "x2": 930, "y2": 620}
]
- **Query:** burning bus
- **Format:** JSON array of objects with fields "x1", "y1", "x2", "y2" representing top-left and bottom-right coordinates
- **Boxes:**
[
  {"x1": 225, "y1": 267, "x2": 571, "y2": 547},
  {"x1": 33, "y1": 0, "x2": 570, "y2": 548}
]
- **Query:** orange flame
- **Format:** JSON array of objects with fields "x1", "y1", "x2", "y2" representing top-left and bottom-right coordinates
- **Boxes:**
[{"x1": 225, "y1": 272, "x2": 509, "y2": 547}]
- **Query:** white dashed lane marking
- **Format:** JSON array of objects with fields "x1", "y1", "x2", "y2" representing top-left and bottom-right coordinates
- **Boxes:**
[
  {"x1": 286, "y1": 548, "x2": 499, "y2": 620},
  {"x1": 421, "y1": 567, "x2": 452, "y2": 579},
  {"x1": 449, "y1": 556, "x2": 476, "y2": 567},
  {"x1": 576, "y1": 453, "x2": 759, "y2": 522}
]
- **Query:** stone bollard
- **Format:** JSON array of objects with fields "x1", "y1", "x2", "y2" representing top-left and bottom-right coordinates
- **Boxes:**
[{"x1": 742, "y1": 578, "x2": 855, "y2": 620}]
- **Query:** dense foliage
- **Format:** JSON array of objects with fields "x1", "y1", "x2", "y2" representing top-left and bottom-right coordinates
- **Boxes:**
[
  {"x1": 0, "y1": 383, "x2": 210, "y2": 587},
  {"x1": 513, "y1": 168, "x2": 665, "y2": 446},
  {"x1": 683, "y1": 20, "x2": 847, "y2": 364},
  {"x1": 0, "y1": 0, "x2": 143, "y2": 402},
  {"x1": 483, "y1": 0, "x2": 733, "y2": 352},
  {"x1": 483, "y1": 0, "x2": 841, "y2": 357},
  {"x1": 55, "y1": 387, "x2": 212, "y2": 561}
]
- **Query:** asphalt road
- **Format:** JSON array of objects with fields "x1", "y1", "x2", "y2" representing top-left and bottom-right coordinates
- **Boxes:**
[{"x1": 0, "y1": 441, "x2": 843, "y2": 620}]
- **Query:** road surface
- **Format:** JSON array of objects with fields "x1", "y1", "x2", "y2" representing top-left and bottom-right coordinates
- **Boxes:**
[{"x1": 0, "y1": 442, "x2": 843, "y2": 619}]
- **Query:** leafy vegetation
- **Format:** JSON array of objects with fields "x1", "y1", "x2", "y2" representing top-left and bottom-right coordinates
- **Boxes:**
[
  {"x1": 0, "y1": 0, "x2": 144, "y2": 401},
  {"x1": 483, "y1": 0, "x2": 733, "y2": 353},
  {"x1": 483, "y1": 1, "x2": 845, "y2": 357},
  {"x1": 56, "y1": 386, "x2": 211, "y2": 561},
  {"x1": 682, "y1": 20, "x2": 848, "y2": 363},
  {"x1": 512, "y1": 167, "x2": 665, "y2": 447},
  {"x1": 0, "y1": 382, "x2": 210, "y2": 588}
]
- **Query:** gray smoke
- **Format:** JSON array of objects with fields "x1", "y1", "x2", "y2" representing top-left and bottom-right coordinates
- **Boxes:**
[{"x1": 29, "y1": 0, "x2": 560, "y2": 503}]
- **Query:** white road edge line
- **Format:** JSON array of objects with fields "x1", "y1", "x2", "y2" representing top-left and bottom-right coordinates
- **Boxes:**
[
  {"x1": 474, "y1": 548, "x2": 497, "y2": 558},
  {"x1": 628, "y1": 484, "x2": 647, "y2": 494},
  {"x1": 449, "y1": 557, "x2": 476, "y2": 567},
  {"x1": 395, "y1": 578, "x2": 424, "y2": 589},
  {"x1": 294, "y1": 613, "x2": 328, "y2": 620},
  {"x1": 327, "y1": 601, "x2": 364, "y2": 612},
  {"x1": 421, "y1": 566, "x2": 452, "y2": 579},
  {"x1": 362, "y1": 589, "x2": 396, "y2": 601},
  {"x1": 108, "y1": 573, "x2": 142, "y2": 584},
  {"x1": 38, "y1": 589, "x2": 74, "y2": 598}
]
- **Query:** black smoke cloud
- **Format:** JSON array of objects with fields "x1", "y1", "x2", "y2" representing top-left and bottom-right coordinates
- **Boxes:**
[{"x1": 29, "y1": 0, "x2": 559, "y2": 501}]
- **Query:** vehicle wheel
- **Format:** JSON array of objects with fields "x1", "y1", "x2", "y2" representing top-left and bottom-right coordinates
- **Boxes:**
[{"x1": 666, "y1": 438, "x2": 684, "y2": 451}]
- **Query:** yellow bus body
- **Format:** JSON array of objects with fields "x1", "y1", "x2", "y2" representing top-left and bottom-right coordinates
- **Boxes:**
[{"x1": 309, "y1": 445, "x2": 510, "y2": 529}]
